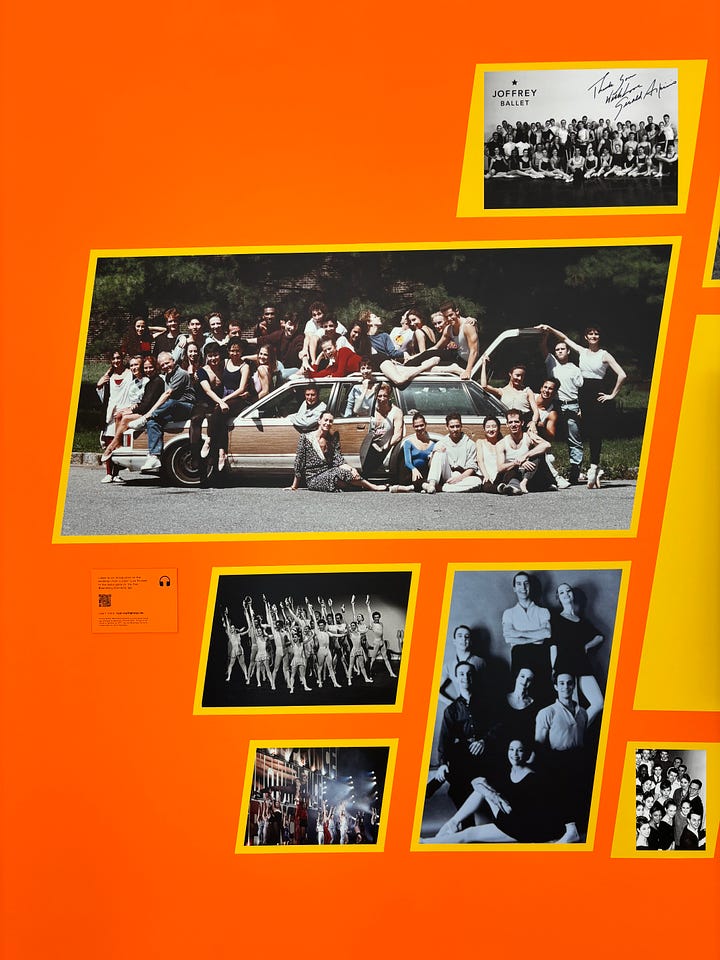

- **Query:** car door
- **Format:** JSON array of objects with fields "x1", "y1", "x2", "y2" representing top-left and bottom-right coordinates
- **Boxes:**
[
  {"x1": 228, "y1": 382, "x2": 334, "y2": 472},
  {"x1": 330, "y1": 379, "x2": 373, "y2": 467}
]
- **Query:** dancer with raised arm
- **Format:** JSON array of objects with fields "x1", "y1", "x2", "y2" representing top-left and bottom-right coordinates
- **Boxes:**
[
  {"x1": 366, "y1": 595, "x2": 397, "y2": 678},
  {"x1": 223, "y1": 607, "x2": 249, "y2": 683},
  {"x1": 536, "y1": 323, "x2": 626, "y2": 488}
]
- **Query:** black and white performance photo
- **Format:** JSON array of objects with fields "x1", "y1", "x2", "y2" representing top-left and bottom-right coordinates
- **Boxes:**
[
  {"x1": 418, "y1": 567, "x2": 622, "y2": 846},
  {"x1": 241, "y1": 746, "x2": 390, "y2": 849},
  {"x1": 59, "y1": 243, "x2": 671, "y2": 537},
  {"x1": 635, "y1": 748, "x2": 707, "y2": 851},
  {"x1": 198, "y1": 569, "x2": 413, "y2": 710},
  {"x1": 483, "y1": 67, "x2": 679, "y2": 210}
]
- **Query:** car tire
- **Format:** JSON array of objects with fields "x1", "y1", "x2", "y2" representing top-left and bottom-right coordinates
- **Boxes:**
[{"x1": 164, "y1": 439, "x2": 214, "y2": 487}]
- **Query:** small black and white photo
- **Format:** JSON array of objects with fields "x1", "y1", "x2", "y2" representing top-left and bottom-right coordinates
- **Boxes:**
[
  {"x1": 240, "y1": 745, "x2": 391, "y2": 849},
  {"x1": 197, "y1": 568, "x2": 414, "y2": 710},
  {"x1": 483, "y1": 66, "x2": 679, "y2": 210},
  {"x1": 418, "y1": 566, "x2": 622, "y2": 846},
  {"x1": 635, "y1": 748, "x2": 707, "y2": 851}
]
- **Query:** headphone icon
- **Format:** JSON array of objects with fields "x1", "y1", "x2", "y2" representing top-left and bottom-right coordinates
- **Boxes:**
[{"x1": 159, "y1": 576, "x2": 171, "y2": 587}]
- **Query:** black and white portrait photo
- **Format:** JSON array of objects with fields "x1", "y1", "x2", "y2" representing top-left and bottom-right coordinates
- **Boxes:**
[
  {"x1": 240, "y1": 745, "x2": 391, "y2": 849},
  {"x1": 635, "y1": 748, "x2": 707, "y2": 851},
  {"x1": 418, "y1": 567, "x2": 623, "y2": 846},
  {"x1": 483, "y1": 66, "x2": 679, "y2": 210},
  {"x1": 197, "y1": 568, "x2": 414, "y2": 710}
]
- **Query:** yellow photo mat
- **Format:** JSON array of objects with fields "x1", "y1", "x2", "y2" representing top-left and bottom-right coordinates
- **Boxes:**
[
  {"x1": 54, "y1": 238, "x2": 679, "y2": 544},
  {"x1": 457, "y1": 60, "x2": 705, "y2": 218},
  {"x1": 410, "y1": 560, "x2": 630, "y2": 852},
  {"x1": 612, "y1": 741, "x2": 719, "y2": 858},
  {"x1": 235, "y1": 739, "x2": 398, "y2": 854}
]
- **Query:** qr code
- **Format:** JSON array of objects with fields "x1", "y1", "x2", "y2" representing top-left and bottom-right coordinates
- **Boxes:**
[{"x1": 98, "y1": 593, "x2": 111, "y2": 608}]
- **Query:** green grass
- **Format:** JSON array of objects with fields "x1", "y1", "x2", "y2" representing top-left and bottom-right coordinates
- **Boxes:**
[{"x1": 550, "y1": 438, "x2": 643, "y2": 480}]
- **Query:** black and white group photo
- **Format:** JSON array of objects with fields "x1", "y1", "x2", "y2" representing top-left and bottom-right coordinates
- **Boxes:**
[
  {"x1": 198, "y1": 569, "x2": 412, "y2": 709},
  {"x1": 242, "y1": 746, "x2": 389, "y2": 848},
  {"x1": 635, "y1": 748, "x2": 707, "y2": 851},
  {"x1": 418, "y1": 567, "x2": 622, "y2": 845},
  {"x1": 483, "y1": 66, "x2": 679, "y2": 210},
  {"x1": 61, "y1": 244, "x2": 671, "y2": 536}
]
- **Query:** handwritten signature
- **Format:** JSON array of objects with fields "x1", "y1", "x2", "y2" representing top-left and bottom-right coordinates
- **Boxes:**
[{"x1": 587, "y1": 71, "x2": 677, "y2": 121}]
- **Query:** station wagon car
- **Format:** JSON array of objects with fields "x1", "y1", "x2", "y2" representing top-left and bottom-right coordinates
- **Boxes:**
[
  {"x1": 109, "y1": 372, "x2": 508, "y2": 486},
  {"x1": 108, "y1": 328, "x2": 546, "y2": 486}
]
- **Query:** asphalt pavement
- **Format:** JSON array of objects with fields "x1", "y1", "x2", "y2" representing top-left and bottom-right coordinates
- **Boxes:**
[{"x1": 60, "y1": 465, "x2": 638, "y2": 537}]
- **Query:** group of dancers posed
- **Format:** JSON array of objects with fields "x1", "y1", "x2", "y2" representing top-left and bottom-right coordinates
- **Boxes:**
[
  {"x1": 423, "y1": 573, "x2": 610, "y2": 844},
  {"x1": 222, "y1": 593, "x2": 399, "y2": 693},
  {"x1": 635, "y1": 749, "x2": 707, "y2": 851},
  {"x1": 251, "y1": 792, "x2": 379, "y2": 845},
  {"x1": 485, "y1": 113, "x2": 678, "y2": 183}
]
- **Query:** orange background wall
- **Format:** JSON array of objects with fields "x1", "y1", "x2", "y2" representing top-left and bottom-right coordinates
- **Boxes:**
[{"x1": 2, "y1": 2, "x2": 719, "y2": 957}]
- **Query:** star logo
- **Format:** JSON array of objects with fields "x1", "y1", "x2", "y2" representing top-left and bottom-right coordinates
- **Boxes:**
[{"x1": 512, "y1": 79, "x2": 518, "y2": 86}]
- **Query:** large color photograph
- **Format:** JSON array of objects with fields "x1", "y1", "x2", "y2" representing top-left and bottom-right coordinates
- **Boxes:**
[{"x1": 59, "y1": 243, "x2": 671, "y2": 538}]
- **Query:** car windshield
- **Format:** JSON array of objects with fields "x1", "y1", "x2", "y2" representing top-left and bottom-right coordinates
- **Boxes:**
[{"x1": 397, "y1": 381, "x2": 477, "y2": 418}]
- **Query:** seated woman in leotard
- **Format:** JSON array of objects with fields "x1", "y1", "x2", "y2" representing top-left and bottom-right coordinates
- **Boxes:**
[
  {"x1": 550, "y1": 582, "x2": 604, "y2": 724},
  {"x1": 656, "y1": 141, "x2": 678, "y2": 178},
  {"x1": 567, "y1": 147, "x2": 586, "y2": 183},
  {"x1": 405, "y1": 307, "x2": 439, "y2": 355},
  {"x1": 583, "y1": 145, "x2": 599, "y2": 178},
  {"x1": 485, "y1": 147, "x2": 510, "y2": 178},
  {"x1": 390, "y1": 412, "x2": 438, "y2": 493},
  {"x1": 475, "y1": 415, "x2": 502, "y2": 492},
  {"x1": 632, "y1": 147, "x2": 653, "y2": 177},
  {"x1": 428, "y1": 739, "x2": 565, "y2": 843},
  {"x1": 548, "y1": 148, "x2": 572, "y2": 181},
  {"x1": 615, "y1": 147, "x2": 638, "y2": 177},
  {"x1": 597, "y1": 147, "x2": 614, "y2": 178},
  {"x1": 252, "y1": 343, "x2": 278, "y2": 400},
  {"x1": 515, "y1": 148, "x2": 544, "y2": 179}
]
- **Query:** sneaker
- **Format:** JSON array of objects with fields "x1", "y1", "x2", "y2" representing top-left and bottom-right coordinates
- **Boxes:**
[
  {"x1": 100, "y1": 474, "x2": 114, "y2": 483},
  {"x1": 132, "y1": 416, "x2": 147, "y2": 430},
  {"x1": 587, "y1": 464, "x2": 598, "y2": 489},
  {"x1": 556, "y1": 476, "x2": 571, "y2": 489},
  {"x1": 496, "y1": 483, "x2": 507, "y2": 495},
  {"x1": 140, "y1": 455, "x2": 162, "y2": 472},
  {"x1": 111, "y1": 475, "x2": 125, "y2": 483}
]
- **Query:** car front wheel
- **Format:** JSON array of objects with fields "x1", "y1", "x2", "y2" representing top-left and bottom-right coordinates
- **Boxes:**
[{"x1": 164, "y1": 440, "x2": 214, "y2": 487}]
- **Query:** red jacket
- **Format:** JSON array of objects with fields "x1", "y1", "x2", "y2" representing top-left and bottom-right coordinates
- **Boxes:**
[{"x1": 307, "y1": 347, "x2": 362, "y2": 378}]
